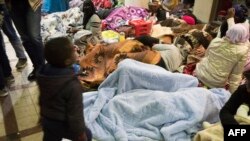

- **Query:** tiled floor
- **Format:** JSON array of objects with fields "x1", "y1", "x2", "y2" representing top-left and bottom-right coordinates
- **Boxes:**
[{"x1": 0, "y1": 35, "x2": 43, "y2": 141}]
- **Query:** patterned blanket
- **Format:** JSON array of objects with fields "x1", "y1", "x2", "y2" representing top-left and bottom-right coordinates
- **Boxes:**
[
  {"x1": 41, "y1": 7, "x2": 83, "y2": 42},
  {"x1": 79, "y1": 40, "x2": 161, "y2": 87},
  {"x1": 103, "y1": 6, "x2": 149, "y2": 30}
]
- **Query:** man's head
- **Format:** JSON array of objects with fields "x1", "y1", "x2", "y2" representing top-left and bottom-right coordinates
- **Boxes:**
[
  {"x1": 82, "y1": 0, "x2": 96, "y2": 15},
  {"x1": 44, "y1": 37, "x2": 77, "y2": 68},
  {"x1": 82, "y1": 0, "x2": 96, "y2": 27},
  {"x1": 233, "y1": 4, "x2": 248, "y2": 23}
]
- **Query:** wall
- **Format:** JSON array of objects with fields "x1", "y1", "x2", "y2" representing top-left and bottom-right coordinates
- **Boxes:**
[
  {"x1": 193, "y1": 0, "x2": 218, "y2": 23},
  {"x1": 124, "y1": 0, "x2": 150, "y2": 9}
]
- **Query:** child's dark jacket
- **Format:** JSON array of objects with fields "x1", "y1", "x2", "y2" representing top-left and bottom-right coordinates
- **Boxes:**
[{"x1": 37, "y1": 64, "x2": 85, "y2": 136}]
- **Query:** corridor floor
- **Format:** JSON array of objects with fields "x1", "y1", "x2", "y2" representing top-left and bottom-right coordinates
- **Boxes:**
[{"x1": 0, "y1": 35, "x2": 43, "y2": 141}]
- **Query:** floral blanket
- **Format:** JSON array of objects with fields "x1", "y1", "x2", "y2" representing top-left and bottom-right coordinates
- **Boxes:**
[
  {"x1": 41, "y1": 7, "x2": 83, "y2": 42},
  {"x1": 103, "y1": 6, "x2": 149, "y2": 30}
]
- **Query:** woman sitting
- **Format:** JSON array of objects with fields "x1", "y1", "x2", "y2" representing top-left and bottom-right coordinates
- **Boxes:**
[{"x1": 195, "y1": 24, "x2": 249, "y2": 93}]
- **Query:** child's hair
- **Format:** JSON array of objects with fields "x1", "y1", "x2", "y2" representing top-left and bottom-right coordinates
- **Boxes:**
[{"x1": 44, "y1": 36, "x2": 74, "y2": 68}]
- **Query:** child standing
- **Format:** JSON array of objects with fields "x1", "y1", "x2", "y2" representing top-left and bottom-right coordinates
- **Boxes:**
[{"x1": 37, "y1": 37, "x2": 91, "y2": 141}]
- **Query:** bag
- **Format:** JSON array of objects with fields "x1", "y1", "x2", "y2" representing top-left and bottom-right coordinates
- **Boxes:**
[
  {"x1": 93, "y1": 0, "x2": 112, "y2": 10},
  {"x1": 104, "y1": 0, "x2": 112, "y2": 8}
]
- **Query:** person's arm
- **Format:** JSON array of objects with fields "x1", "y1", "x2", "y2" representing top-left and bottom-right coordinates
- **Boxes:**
[
  {"x1": 216, "y1": 8, "x2": 235, "y2": 38},
  {"x1": 152, "y1": 44, "x2": 175, "y2": 51},
  {"x1": 226, "y1": 8, "x2": 235, "y2": 28},
  {"x1": 220, "y1": 85, "x2": 245, "y2": 125},
  {"x1": 227, "y1": 17, "x2": 235, "y2": 28},
  {"x1": 66, "y1": 79, "x2": 88, "y2": 141},
  {"x1": 228, "y1": 53, "x2": 248, "y2": 93}
]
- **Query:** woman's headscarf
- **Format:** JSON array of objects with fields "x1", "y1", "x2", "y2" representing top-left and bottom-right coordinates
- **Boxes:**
[{"x1": 226, "y1": 24, "x2": 249, "y2": 44}]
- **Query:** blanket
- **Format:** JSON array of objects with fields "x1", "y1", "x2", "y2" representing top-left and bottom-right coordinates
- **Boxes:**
[
  {"x1": 41, "y1": 7, "x2": 83, "y2": 42},
  {"x1": 193, "y1": 104, "x2": 250, "y2": 141},
  {"x1": 83, "y1": 59, "x2": 230, "y2": 141},
  {"x1": 103, "y1": 6, "x2": 149, "y2": 30},
  {"x1": 79, "y1": 40, "x2": 161, "y2": 87},
  {"x1": 42, "y1": 0, "x2": 69, "y2": 14}
]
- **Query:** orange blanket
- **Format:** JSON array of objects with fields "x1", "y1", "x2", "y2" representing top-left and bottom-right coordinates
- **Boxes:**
[{"x1": 79, "y1": 40, "x2": 161, "y2": 87}]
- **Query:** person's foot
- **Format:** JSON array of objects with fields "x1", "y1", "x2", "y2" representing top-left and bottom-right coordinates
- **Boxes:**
[
  {"x1": 0, "y1": 88, "x2": 8, "y2": 97},
  {"x1": 5, "y1": 74, "x2": 15, "y2": 85},
  {"x1": 16, "y1": 58, "x2": 27, "y2": 69},
  {"x1": 28, "y1": 70, "x2": 36, "y2": 81}
]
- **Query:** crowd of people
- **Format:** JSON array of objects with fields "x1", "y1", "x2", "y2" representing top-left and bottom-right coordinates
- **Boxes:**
[{"x1": 1, "y1": 0, "x2": 250, "y2": 140}]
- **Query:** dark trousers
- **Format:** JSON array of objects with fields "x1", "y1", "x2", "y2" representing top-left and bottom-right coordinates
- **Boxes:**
[
  {"x1": 0, "y1": 31, "x2": 12, "y2": 76},
  {"x1": 10, "y1": 0, "x2": 45, "y2": 70},
  {"x1": 42, "y1": 118, "x2": 92, "y2": 141},
  {"x1": 0, "y1": 4, "x2": 26, "y2": 59},
  {"x1": 0, "y1": 65, "x2": 5, "y2": 89},
  {"x1": 0, "y1": 32, "x2": 12, "y2": 89}
]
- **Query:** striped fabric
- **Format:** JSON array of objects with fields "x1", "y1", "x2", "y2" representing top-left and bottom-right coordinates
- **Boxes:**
[{"x1": 28, "y1": 0, "x2": 42, "y2": 11}]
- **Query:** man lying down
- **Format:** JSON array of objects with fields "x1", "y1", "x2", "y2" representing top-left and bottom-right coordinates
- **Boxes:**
[{"x1": 82, "y1": 59, "x2": 230, "y2": 141}]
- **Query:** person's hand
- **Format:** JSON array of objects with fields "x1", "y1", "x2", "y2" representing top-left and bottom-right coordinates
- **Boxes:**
[
  {"x1": 227, "y1": 8, "x2": 235, "y2": 19},
  {"x1": 67, "y1": 27, "x2": 79, "y2": 33},
  {"x1": 195, "y1": 45, "x2": 206, "y2": 57}
]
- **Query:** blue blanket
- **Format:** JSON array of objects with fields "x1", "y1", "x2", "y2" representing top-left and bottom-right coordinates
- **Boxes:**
[
  {"x1": 42, "y1": 0, "x2": 69, "y2": 14},
  {"x1": 83, "y1": 59, "x2": 230, "y2": 141}
]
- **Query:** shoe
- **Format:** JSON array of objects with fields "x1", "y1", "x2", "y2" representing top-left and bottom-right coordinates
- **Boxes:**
[
  {"x1": 28, "y1": 70, "x2": 36, "y2": 81},
  {"x1": 5, "y1": 74, "x2": 15, "y2": 85},
  {"x1": 16, "y1": 58, "x2": 27, "y2": 69},
  {"x1": 0, "y1": 88, "x2": 8, "y2": 97}
]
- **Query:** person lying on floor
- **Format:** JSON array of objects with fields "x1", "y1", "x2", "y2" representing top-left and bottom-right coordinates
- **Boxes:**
[
  {"x1": 134, "y1": 35, "x2": 183, "y2": 72},
  {"x1": 79, "y1": 33, "x2": 188, "y2": 87},
  {"x1": 135, "y1": 30, "x2": 211, "y2": 72},
  {"x1": 195, "y1": 23, "x2": 249, "y2": 93},
  {"x1": 79, "y1": 40, "x2": 161, "y2": 87},
  {"x1": 78, "y1": 30, "x2": 211, "y2": 87},
  {"x1": 220, "y1": 69, "x2": 250, "y2": 126},
  {"x1": 175, "y1": 29, "x2": 211, "y2": 65}
]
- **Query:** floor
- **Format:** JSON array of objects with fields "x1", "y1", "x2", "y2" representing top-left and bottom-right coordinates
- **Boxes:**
[{"x1": 0, "y1": 34, "x2": 43, "y2": 141}]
